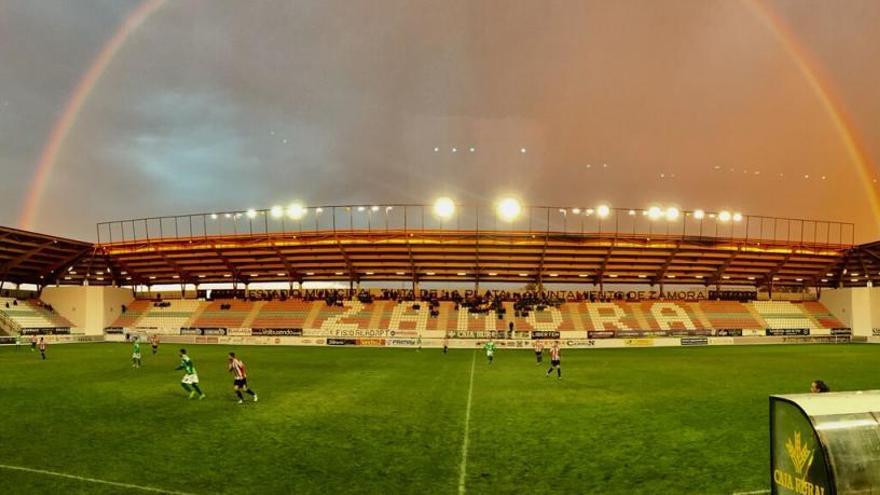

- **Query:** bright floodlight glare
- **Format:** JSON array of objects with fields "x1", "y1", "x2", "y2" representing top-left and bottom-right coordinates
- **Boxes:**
[
  {"x1": 596, "y1": 204, "x2": 610, "y2": 219},
  {"x1": 718, "y1": 210, "x2": 732, "y2": 222},
  {"x1": 647, "y1": 206, "x2": 663, "y2": 220},
  {"x1": 210, "y1": 213, "x2": 218, "y2": 220},
  {"x1": 286, "y1": 203, "x2": 306, "y2": 220},
  {"x1": 246, "y1": 209, "x2": 258, "y2": 219},
  {"x1": 571, "y1": 208, "x2": 581, "y2": 215},
  {"x1": 270, "y1": 205, "x2": 283, "y2": 219},
  {"x1": 371, "y1": 205, "x2": 380, "y2": 212},
  {"x1": 665, "y1": 207, "x2": 680, "y2": 221},
  {"x1": 432, "y1": 197, "x2": 456, "y2": 219},
  {"x1": 732, "y1": 212, "x2": 743, "y2": 222},
  {"x1": 496, "y1": 197, "x2": 522, "y2": 222},
  {"x1": 693, "y1": 209, "x2": 705, "y2": 219}
]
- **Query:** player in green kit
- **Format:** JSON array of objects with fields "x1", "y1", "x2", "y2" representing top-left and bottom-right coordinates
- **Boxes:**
[
  {"x1": 175, "y1": 348, "x2": 205, "y2": 400},
  {"x1": 483, "y1": 339, "x2": 497, "y2": 364},
  {"x1": 131, "y1": 338, "x2": 142, "y2": 368}
]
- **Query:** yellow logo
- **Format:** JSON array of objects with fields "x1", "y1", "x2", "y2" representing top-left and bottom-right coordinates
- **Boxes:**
[{"x1": 785, "y1": 431, "x2": 814, "y2": 476}]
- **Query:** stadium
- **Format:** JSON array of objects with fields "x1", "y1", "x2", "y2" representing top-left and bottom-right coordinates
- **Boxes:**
[{"x1": 2, "y1": 2, "x2": 880, "y2": 495}]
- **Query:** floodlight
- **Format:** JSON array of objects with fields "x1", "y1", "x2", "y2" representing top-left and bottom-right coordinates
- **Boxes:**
[
  {"x1": 270, "y1": 206, "x2": 283, "y2": 219},
  {"x1": 596, "y1": 204, "x2": 610, "y2": 219},
  {"x1": 693, "y1": 209, "x2": 705, "y2": 219},
  {"x1": 496, "y1": 197, "x2": 522, "y2": 222},
  {"x1": 286, "y1": 203, "x2": 306, "y2": 220},
  {"x1": 433, "y1": 197, "x2": 455, "y2": 219},
  {"x1": 718, "y1": 210, "x2": 732, "y2": 222},
  {"x1": 665, "y1": 207, "x2": 680, "y2": 221},
  {"x1": 647, "y1": 206, "x2": 663, "y2": 220}
]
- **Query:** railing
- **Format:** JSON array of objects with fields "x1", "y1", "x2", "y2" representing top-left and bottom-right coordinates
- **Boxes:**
[
  {"x1": 0, "y1": 311, "x2": 21, "y2": 336},
  {"x1": 96, "y1": 204, "x2": 855, "y2": 249}
]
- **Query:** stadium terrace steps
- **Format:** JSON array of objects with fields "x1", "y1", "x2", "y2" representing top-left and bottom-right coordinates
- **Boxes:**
[
  {"x1": 249, "y1": 300, "x2": 313, "y2": 329},
  {"x1": 100, "y1": 298, "x2": 846, "y2": 335},
  {"x1": 191, "y1": 300, "x2": 254, "y2": 328},
  {"x1": 0, "y1": 297, "x2": 72, "y2": 329},
  {"x1": 698, "y1": 301, "x2": 764, "y2": 330},
  {"x1": 799, "y1": 301, "x2": 846, "y2": 328},
  {"x1": 111, "y1": 299, "x2": 151, "y2": 328},
  {"x1": 749, "y1": 301, "x2": 819, "y2": 330},
  {"x1": 131, "y1": 299, "x2": 202, "y2": 330}
]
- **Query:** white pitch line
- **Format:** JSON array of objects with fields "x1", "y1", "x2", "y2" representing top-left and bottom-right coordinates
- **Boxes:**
[
  {"x1": 457, "y1": 350, "x2": 477, "y2": 495},
  {"x1": 732, "y1": 490, "x2": 770, "y2": 495},
  {"x1": 0, "y1": 463, "x2": 196, "y2": 495}
]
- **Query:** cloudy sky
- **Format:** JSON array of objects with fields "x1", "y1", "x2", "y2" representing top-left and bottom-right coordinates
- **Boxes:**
[{"x1": 0, "y1": 0, "x2": 878, "y2": 241}]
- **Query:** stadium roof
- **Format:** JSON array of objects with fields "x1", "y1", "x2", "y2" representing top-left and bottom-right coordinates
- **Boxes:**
[
  {"x1": 2, "y1": 204, "x2": 876, "y2": 289},
  {"x1": 0, "y1": 226, "x2": 99, "y2": 286}
]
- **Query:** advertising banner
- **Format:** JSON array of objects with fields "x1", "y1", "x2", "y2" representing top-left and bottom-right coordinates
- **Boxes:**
[
  {"x1": 715, "y1": 329, "x2": 743, "y2": 337},
  {"x1": 680, "y1": 336, "x2": 709, "y2": 346},
  {"x1": 531, "y1": 331, "x2": 560, "y2": 340},
  {"x1": 830, "y1": 328, "x2": 852, "y2": 336},
  {"x1": 252, "y1": 328, "x2": 303, "y2": 336},
  {"x1": 587, "y1": 331, "x2": 615, "y2": 339},
  {"x1": 20, "y1": 327, "x2": 71, "y2": 335},
  {"x1": 766, "y1": 329, "x2": 810, "y2": 336},
  {"x1": 770, "y1": 398, "x2": 832, "y2": 495},
  {"x1": 326, "y1": 338, "x2": 357, "y2": 346}
]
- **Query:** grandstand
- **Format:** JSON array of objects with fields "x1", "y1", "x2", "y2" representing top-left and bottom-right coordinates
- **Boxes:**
[
  {"x1": 0, "y1": 206, "x2": 866, "y2": 342},
  {"x1": 103, "y1": 297, "x2": 845, "y2": 337}
]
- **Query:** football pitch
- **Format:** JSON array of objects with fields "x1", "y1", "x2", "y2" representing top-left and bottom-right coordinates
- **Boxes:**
[{"x1": 1, "y1": 343, "x2": 877, "y2": 494}]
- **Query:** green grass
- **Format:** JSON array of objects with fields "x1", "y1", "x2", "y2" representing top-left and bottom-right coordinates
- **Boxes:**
[{"x1": 0, "y1": 343, "x2": 877, "y2": 494}]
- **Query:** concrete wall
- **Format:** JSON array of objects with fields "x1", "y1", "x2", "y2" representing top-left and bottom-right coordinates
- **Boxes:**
[
  {"x1": 820, "y1": 287, "x2": 878, "y2": 337},
  {"x1": 41, "y1": 286, "x2": 134, "y2": 335}
]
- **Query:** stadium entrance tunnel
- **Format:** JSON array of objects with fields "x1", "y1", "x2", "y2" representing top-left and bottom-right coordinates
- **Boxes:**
[{"x1": 770, "y1": 392, "x2": 880, "y2": 495}]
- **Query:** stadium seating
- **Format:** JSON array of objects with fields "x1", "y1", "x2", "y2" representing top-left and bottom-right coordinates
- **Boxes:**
[
  {"x1": 799, "y1": 301, "x2": 846, "y2": 328},
  {"x1": 698, "y1": 301, "x2": 765, "y2": 329},
  {"x1": 0, "y1": 297, "x2": 73, "y2": 329},
  {"x1": 102, "y1": 298, "x2": 845, "y2": 335},
  {"x1": 190, "y1": 300, "x2": 255, "y2": 328},
  {"x1": 112, "y1": 299, "x2": 151, "y2": 327},
  {"x1": 249, "y1": 299, "x2": 313, "y2": 328},
  {"x1": 749, "y1": 301, "x2": 818, "y2": 330},
  {"x1": 127, "y1": 299, "x2": 201, "y2": 330}
]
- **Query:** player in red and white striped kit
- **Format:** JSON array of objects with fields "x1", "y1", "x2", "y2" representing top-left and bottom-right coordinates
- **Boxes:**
[
  {"x1": 228, "y1": 352, "x2": 258, "y2": 404},
  {"x1": 545, "y1": 341, "x2": 561, "y2": 379}
]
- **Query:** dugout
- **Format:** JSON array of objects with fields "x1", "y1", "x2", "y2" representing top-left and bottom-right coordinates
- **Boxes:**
[{"x1": 770, "y1": 391, "x2": 880, "y2": 495}]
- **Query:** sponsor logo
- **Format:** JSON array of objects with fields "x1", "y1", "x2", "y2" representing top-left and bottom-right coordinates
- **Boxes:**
[
  {"x1": 389, "y1": 339, "x2": 417, "y2": 346},
  {"x1": 680, "y1": 336, "x2": 708, "y2": 346},
  {"x1": 565, "y1": 340, "x2": 596, "y2": 347},
  {"x1": 773, "y1": 431, "x2": 826, "y2": 495},
  {"x1": 326, "y1": 338, "x2": 357, "y2": 346},
  {"x1": 104, "y1": 327, "x2": 124, "y2": 334},
  {"x1": 356, "y1": 338, "x2": 386, "y2": 346},
  {"x1": 531, "y1": 331, "x2": 560, "y2": 339},
  {"x1": 766, "y1": 328, "x2": 810, "y2": 336},
  {"x1": 587, "y1": 331, "x2": 615, "y2": 339},
  {"x1": 202, "y1": 328, "x2": 227, "y2": 336},
  {"x1": 624, "y1": 338, "x2": 654, "y2": 346},
  {"x1": 872, "y1": 328, "x2": 880, "y2": 337},
  {"x1": 715, "y1": 328, "x2": 743, "y2": 337},
  {"x1": 252, "y1": 328, "x2": 303, "y2": 336},
  {"x1": 830, "y1": 328, "x2": 852, "y2": 336},
  {"x1": 20, "y1": 327, "x2": 71, "y2": 335},
  {"x1": 179, "y1": 328, "x2": 203, "y2": 336}
]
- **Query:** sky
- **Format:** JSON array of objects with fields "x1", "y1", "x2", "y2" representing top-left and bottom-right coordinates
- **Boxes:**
[{"x1": 0, "y1": 0, "x2": 878, "y2": 242}]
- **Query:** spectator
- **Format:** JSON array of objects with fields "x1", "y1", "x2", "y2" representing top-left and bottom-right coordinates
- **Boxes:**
[{"x1": 810, "y1": 380, "x2": 830, "y2": 393}]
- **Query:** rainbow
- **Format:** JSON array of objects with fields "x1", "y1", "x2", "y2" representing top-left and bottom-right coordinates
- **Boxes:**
[
  {"x1": 19, "y1": 0, "x2": 880, "y2": 230},
  {"x1": 18, "y1": 0, "x2": 168, "y2": 230},
  {"x1": 744, "y1": 0, "x2": 880, "y2": 224}
]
